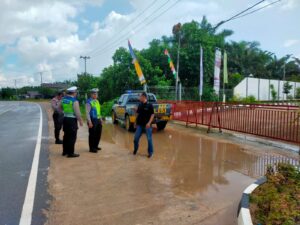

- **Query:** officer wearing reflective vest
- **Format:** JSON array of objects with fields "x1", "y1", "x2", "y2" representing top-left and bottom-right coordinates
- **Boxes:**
[
  {"x1": 61, "y1": 86, "x2": 83, "y2": 158},
  {"x1": 86, "y1": 88, "x2": 102, "y2": 153}
]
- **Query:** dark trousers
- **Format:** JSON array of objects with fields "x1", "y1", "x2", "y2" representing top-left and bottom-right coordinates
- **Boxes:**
[
  {"x1": 88, "y1": 118, "x2": 102, "y2": 151},
  {"x1": 63, "y1": 117, "x2": 78, "y2": 155},
  {"x1": 53, "y1": 112, "x2": 63, "y2": 141}
]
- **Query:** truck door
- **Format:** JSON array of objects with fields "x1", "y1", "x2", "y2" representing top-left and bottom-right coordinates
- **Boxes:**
[{"x1": 116, "y1": 95, "x2": 128, "y2": 120}]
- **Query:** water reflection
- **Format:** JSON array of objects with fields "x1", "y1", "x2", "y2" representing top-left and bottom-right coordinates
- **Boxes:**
[{"x1": 102, "y1": 122, "x2": 300, "y2": 195}]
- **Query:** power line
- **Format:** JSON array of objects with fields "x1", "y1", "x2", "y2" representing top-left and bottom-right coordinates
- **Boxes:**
[
  {"x1": 91, "y1": 0, "x2": 182, "y2": 59},
  {"x1": 231, "y1": 0, "x2": 282, "y2": 21},
  {"x1": 90, "y1": 0, "x2": 174, "y2": 57},
  {"x1": 87, "y1": 0, "x2": 160, "y2": 56},
  {"x1": 213, "y1": 0, "x2": 266, "y2": 30}
]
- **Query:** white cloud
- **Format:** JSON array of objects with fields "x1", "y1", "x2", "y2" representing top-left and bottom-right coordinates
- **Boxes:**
[
  {"x1": 281, "y1": 0, "x2": 300, "y2": 10},
  {"x1": 284, "y1": 39, "x2": 300, "y2": 48}
]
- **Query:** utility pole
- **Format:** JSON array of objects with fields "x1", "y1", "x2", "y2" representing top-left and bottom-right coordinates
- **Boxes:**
[
  {"x1": 80, "y1": 56, "x2": 91, "y2": 75},
  {"x1": 14, "y1": 79, "x2": 18, "y2": 99},
  {"x1": 40, "y1": 72, "x2": 43, "y2": 86}
]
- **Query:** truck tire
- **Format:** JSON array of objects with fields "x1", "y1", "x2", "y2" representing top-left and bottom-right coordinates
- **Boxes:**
[
  {"x1": 125, "y1": 115, "x2": 134, "y2": 132},
  {"x1": 156, "y1": 121, "x2": 167, "y2": 131},
  {"x1": 112, "y1": 111, "x2": 118, "y2": 124}
]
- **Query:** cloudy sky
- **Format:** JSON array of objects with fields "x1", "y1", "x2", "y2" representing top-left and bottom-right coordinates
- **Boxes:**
[{"x1": 0, "y1": 0, "x2": 299, "y2": 87}]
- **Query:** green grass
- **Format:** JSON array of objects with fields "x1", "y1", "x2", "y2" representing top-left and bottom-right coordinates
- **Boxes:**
[{"x1": 250, "y1": 163, "x2": 300, "y2": 225}]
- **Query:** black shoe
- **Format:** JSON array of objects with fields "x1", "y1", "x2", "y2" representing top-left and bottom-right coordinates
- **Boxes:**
[
  {"x1": 148, "y1": 154, "x2": 153, "y2": 158},
  {"x1": 62, "y1": 152, "x2": 67, "y2": 156},
  {"x1": 67, "y1": 153, "x2": 80, "y2": 158},
  {"x1": 133, "y1": 150, "x2": 137, "y2": 155},
  {"x1": 96, "y1": 147, "x2": 102, "y2": 150},
  {"x1": 55, "y1": 140, "x2": 63, "y2": 144},
  {"x1": 89, "y1": 149, "x2": 98, "y2": 153}
]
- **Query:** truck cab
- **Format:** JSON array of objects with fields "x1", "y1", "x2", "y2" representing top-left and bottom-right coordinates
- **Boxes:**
[{"x1": 112, "y1": 91, "x2": 172, "y2": 131}]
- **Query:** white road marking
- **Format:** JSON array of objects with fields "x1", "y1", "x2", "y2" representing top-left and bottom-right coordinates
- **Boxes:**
[
  {"x1": 0, "y1": 105, "x2": 15, "y2": 116},
  {"x1": 19, "y1": 104, "x2": 43, "y2": 225}
]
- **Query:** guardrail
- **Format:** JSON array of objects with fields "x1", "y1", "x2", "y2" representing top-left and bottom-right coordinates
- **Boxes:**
[{"x1": 159, "y1": 101, "x2": 300, "y2": 146}]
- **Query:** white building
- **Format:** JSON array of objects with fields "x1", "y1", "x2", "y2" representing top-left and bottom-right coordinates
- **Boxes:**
[{"x1": 233, "y1": 77, "x2": 300, "y2": 101}]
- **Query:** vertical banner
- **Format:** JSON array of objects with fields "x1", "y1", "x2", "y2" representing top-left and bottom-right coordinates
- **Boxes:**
[
  {"x1": 164, "y1": 49, "x2": 177, "y2": 79},
  {"x1": 223, "y1": 51, "x2": 228, "y2": 84},
  {"x1": 223, "y1": 50, "x2": 228, "y2": 102},
  {"x1": 213, "y1": 48, "x2": 222, "y2": 96},
  {"x1": 199, "y1": 46, "x2": 204, "y2": 99},
  {"x1": 128, "y1": 40, "x2": 146, "y2": 85}
]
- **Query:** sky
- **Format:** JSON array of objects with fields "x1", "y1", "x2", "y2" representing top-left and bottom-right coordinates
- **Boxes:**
[{"x1": 0, "y1": 0, "x2": 299, "y2": 87}]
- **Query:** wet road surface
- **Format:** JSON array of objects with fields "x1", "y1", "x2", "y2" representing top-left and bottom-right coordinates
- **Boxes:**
[
  {"x1": 45, "y1": 105, "x2": 300, "y2": 225},
  {"x1": 0, "y1": 101, "x2": 49, "y2": 225}
]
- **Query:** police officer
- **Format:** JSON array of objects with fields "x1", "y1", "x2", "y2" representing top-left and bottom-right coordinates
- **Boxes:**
[
  {"x1": 86, "y1": 88, "x2": 102, "y2": 153},
  {"x1": 61, "y1": 86, "x2": 83, "y2": 158},
  {"x1": 51, "y1": 91, "x2": 64, "y2": 144}
]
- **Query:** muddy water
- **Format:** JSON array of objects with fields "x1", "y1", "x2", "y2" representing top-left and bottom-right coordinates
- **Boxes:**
[{"x1": 100, "y1": 122, "x2": 300, "y2": 224}]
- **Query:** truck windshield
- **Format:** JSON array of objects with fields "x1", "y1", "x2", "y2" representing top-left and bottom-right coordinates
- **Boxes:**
[{"x1": 127, "y1": 94, "x2": 157, "y2": 104}]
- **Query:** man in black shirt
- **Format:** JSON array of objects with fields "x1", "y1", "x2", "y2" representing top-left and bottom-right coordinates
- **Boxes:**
[{"x1": 133, "y1": 92, "x2": 155, "y2": 158}]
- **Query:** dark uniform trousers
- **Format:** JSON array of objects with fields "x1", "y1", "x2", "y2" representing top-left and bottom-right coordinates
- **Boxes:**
[
  {"x1": 88, "y1": 118, "x2": 102, "y2": 150},
  {"x1": 63, "y1": 117, "x2": 78, "y2": 155},
  {"x1": 53, "y1": 112, "x2": 64, "y2": 141}
]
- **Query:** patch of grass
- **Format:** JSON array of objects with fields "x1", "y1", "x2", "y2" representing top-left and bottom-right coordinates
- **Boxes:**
[{"x1": 250, "y1": 163, "x2": 300, "y2": 225}]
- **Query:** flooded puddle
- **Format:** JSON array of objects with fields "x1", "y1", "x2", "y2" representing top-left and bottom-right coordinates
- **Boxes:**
[{"x1": 100, "y1": 122, "x2": 300, "y2": 224}]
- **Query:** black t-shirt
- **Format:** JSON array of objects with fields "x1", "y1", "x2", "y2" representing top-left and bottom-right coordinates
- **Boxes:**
[{"x1": 136, "y1": 101, "x2": 154, "y2": 126}]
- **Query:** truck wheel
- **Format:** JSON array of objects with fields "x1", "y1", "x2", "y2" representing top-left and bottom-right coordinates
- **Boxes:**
[
  {"x1": 156, "y1": 121, "x2": 167, "y2": 131},
  {"x1": 125, "y1": 115, "x2": 134, "y2": 132},
  {"x1": 112, "y1": 111, "x2": 118, "y2": 124}
]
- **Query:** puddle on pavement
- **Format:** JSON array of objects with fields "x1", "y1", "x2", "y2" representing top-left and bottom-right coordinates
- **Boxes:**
[
  {"x1": 102, "y1": 122, "x2": 300, "y2": 195},
  {"x1": 100, "y1": 123, "x2": 300, "y2": 224}
]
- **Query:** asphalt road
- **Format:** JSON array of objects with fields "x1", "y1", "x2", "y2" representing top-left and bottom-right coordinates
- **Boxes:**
[{"x1": 0, "y1": 101, "x2": 49, "y2": 225}]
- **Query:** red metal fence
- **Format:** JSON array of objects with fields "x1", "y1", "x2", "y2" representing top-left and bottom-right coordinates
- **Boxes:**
[{"x1": 160, "y1": 100, "x2": 300, "y2": 145}]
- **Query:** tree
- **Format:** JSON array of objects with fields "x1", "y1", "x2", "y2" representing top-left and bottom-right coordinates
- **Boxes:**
[
  {"x1": 0, "y1": 88, "x2": 15, "y2": 99},
  {"x1": 283, "y1": 82, "x2": 293, "y2": 95},
  {"x1": 77, "y1": 73, "x2": 100, "y2": 94},
  {"x1": 93, "y1": 17, "x2": 300, "y2": 103},
  {"x1": 295, "y1": 87, "x2": 300, "y2": 99},
  {"x1": 270, "y1": 84, "x2": 277, "y2": 101}
]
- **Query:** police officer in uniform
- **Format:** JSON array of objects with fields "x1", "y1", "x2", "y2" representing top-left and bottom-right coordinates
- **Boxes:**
[
  {"x1": 61, "y1": 86, "x2": 83, "y2": 158},
  {"x1": 86, "y1": 88, "x2": 102, "y2": 153},
  {"x1": 51, "y1": 91, "x2": 64, "y2": 144}
]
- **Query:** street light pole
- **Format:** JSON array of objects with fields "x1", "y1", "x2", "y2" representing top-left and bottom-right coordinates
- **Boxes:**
[{"x1": 80, "y1": 56, "x2": 91, "y2": 75}]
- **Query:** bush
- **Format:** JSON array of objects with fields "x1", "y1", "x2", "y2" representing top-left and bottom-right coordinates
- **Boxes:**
[
  {"x1": 101, "y1": 100, "x2": 115, "y2": 117},
  {"x1": 250, "y1": 163, "x2": 300, "y2": 225},
  {"x1": 270, "y1": 84, "x2": 277, "y2": 101},
  {"x1": 230, "y1": 95, "x2": 256, "y2": 103},
  {"x1": 242, "y1": 95, "x2": 256, "y2": 103},
  {"x1": 296, "y1": 87, "x2": 300, "y2": 99}
]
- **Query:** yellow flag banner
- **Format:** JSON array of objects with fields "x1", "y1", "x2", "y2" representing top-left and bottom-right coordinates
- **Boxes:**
[{"x1": 128, "y1": 40, "x2": 146, "y2": 85}]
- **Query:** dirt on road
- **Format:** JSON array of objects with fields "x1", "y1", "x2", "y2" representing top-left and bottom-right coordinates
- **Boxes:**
[{"x1": 43, "y1": 103, "x2": 299, "y2": 225}]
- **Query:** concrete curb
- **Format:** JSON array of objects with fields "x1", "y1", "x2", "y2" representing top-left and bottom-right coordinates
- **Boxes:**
[{"x1": 237, "y1": 177, "x2": 267, "y2": 225}]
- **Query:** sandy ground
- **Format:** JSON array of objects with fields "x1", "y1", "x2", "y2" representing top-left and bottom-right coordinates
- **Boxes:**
[{"x1": 43, "y1": 103, "x2": 299, "y2": 225}]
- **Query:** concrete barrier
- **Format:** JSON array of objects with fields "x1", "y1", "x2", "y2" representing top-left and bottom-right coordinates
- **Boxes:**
[{"x1": 237, "y1": 177, "x2": 267, "y2": 225}]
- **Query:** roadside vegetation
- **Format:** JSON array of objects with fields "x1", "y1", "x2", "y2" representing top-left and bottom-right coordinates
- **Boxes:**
[{"x1": 250, "y1": 163, "x2": 300, "y2": 225}]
